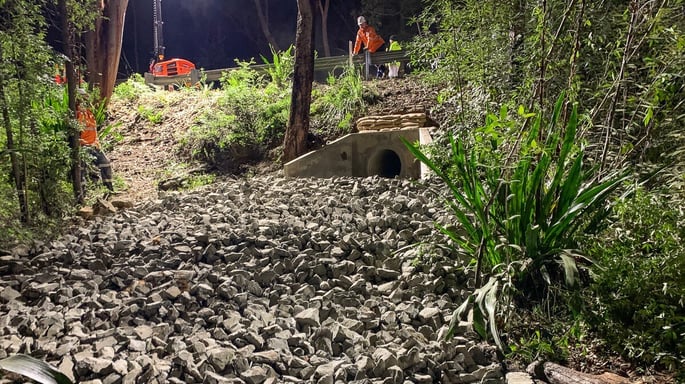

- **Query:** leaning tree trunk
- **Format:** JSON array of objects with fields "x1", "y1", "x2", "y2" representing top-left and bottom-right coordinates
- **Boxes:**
[
  {"x1": 318, "y1": 0, "x2": 331, "y2": 57},
  {"x1": 253, "y1": 0, "x2": 281, "y2": 52},
  {"x1": 85, "y1": 0, "x2": 129, "y2": 104},
  {"x1": 283, "y1": 0, "x2": 316, "y2": 163}
]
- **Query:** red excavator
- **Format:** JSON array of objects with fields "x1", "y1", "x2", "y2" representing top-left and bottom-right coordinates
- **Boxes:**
[{"x1": 149, "y1": 0, "x2": 195, "y2": 77}]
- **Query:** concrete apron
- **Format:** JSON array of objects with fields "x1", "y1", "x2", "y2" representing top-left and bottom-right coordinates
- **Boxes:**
[{"x1": 284, "y1": 128, "x2": 433, "y2": 179}]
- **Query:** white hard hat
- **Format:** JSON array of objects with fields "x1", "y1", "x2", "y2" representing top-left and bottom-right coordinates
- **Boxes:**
[{"x1": 357, "y1": 16, "x2": 366, "y2": 25}]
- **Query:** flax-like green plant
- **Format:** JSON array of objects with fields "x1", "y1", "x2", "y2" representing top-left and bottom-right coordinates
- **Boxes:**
[
  {"x1": 260, "y1": 45, "x2": 294, "y2": 88},
  {"x1": 403, "y1": 94, "x2": 631, "y2": 351}
]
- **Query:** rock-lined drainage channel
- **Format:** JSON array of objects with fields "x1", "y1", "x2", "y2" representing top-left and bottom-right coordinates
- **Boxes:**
[{"x1": 0, "y1": 175, "x2": 509, "y2": 384}]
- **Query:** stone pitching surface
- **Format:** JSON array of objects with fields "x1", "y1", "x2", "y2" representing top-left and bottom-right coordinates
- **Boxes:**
[{"x1": 0, "y1": 175, "x2": 509, "y2": 384}]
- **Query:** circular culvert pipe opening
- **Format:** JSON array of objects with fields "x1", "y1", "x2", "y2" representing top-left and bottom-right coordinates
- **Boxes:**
[{"x1": 368, "y1": 149, "x2": 402, "y2": 178}]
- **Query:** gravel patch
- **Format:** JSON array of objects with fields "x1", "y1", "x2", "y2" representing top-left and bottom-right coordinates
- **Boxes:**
[{"x1": 0, "y1": 175, "x2": 505, "y2": 384}]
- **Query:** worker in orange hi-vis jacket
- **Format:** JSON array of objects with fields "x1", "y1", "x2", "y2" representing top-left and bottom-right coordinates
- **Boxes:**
[
  {"x1": 353, "y1": 16, "x2": 385, "y2": 55},
  {"x1": 76, "y1": 89, "x2": 114, "y2": 192}
]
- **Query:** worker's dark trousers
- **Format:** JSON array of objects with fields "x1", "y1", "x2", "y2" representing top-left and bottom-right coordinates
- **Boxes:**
[{"x1": 84, "y1": 146, "x2": 114, "y2": 191}]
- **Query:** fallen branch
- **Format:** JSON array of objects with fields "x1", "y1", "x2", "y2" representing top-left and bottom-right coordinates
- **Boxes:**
[{"x1": 527, "y1": 361, "x2": 631, "y2": 384}]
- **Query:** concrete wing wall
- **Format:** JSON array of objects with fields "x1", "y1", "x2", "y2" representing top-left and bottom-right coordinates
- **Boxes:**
[{"x1": 284, "y1": 128, "x2": 432, "y2": 179}]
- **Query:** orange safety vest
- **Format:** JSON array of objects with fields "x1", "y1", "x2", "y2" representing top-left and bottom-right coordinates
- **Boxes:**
[
  {"x1": 77, "y1": 108, "x2": 99, "y2": 147},
  {"x1": 354, "y1": 25, "x2": 385, "y2": 54}
]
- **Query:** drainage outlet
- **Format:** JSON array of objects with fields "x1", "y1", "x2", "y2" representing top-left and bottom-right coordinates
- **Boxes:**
[{"x1": 368, "y1": 149, "x2": 402, "y2": 178}]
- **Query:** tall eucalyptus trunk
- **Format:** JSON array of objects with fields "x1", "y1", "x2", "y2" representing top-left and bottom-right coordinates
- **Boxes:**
[
  {"x1": 283, "y1": 0, "x2": 316, "y2": 163},
  {"x1": 85, "y1": 0, "x2": 129, "y2": 103},
  {"x1": 318, "y1": 0, "x2": 331, "y2": 56}
]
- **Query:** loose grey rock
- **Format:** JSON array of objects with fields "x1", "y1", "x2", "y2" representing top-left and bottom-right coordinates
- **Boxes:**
[{"x1": 0, "y1": 176, "x2": 506, "y2": 384}]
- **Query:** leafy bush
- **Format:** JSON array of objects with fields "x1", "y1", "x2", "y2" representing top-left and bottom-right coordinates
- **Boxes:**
[
  {"x1": 404, "y1": 95, "x2": 630, "y2": 351},
  {"x1": 311, "y1": 66, "x2": 365, "y2": 134},
  {"x1": 582, "y1": 189, "x2": 685, "y2": 372},
  {"x1": 179, "y1": 61, "x2": 290, "y2": 171},
  {"x1": 137, "y1": 105, "x2": 163, "y2": 124},
  {"x1": 113, "y1": 73, "x2": 150, "y2": 102}
]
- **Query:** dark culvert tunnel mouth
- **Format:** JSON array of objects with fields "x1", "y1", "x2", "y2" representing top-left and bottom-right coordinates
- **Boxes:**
[{"x1": 368, "y1": 149, "x2": 402, "y2": 178}]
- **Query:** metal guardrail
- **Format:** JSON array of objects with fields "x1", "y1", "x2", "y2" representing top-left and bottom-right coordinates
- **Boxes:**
[{"x1": 144, "y1": 50, "x2": 410, "y2": 87}]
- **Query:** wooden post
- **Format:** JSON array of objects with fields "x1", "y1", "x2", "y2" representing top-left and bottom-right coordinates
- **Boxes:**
[{"x1": 190, "y1": 69, "x2": 200, "y2": 85}]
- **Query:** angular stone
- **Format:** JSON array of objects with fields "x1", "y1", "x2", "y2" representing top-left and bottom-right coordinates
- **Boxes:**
[
  {"x1": 294, "y1": 307, "x2": 320, "y2": 327},
  {"x1": 240, "y1": 365, "x2": 268, "y2": 384},
  {"x1": 209, "y1": 347, "x2": 236, "y2": 371},
  {"x1": 0, "y1": 287, "x2": 21, "y2": 302},
  {"x1": 134, "y1": 325, "x2": 154, "y2": 340}
]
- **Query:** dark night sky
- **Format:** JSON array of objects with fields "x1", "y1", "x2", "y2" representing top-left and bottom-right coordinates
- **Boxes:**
[{"x1": 118, "y1": 0, "x2": 364, "y2": 77}]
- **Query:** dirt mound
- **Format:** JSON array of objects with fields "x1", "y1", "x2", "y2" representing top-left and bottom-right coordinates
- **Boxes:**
[
  {"x1": 106, "y1": 91, "x2": 218, "y2": 203},
  {"x1": 105, "y1": 76, "x2": 441, "y2": 204}
]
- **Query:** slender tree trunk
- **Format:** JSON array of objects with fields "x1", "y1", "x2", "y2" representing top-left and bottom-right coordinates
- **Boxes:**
[
  {"x1": 131, "y1": 5, "x2": 139, "y2": 73},
  {"x1": 253, "y1": 0, "x2": 281, "y2": 52},
  {"x1": 535, "y1": 0, "x2": 548, "y2": 113},
  {"x1": 283, "y1": 0, "x2": 316, "y2": 163},
  {"x1": 318, "y1": 0, "x2": 331, "y2": 57},
  {"x1": 600, "y1": 1, "x2": 637, "y2": 174},
  {"x1": 59, "y1": 0, "x2": 83, "y2": 203},
  {"x1": 0, "y1": 74, "x2": 29, "y2": 224},
  {"x1": 563, "y1": 0, "x2": 585, "y2": 127},
  {"x1": 508, "y1": 0, "x2": 526, "y2": 88},
  {"x1": 14, "y1": 50, "x2": 30, "y2": 224},
  {"x1": 85, "y1": 0, "x2": 129, "y2": 103},
  {"x1": 28, "y1": 119, "x2": 52, "y2": 216}
]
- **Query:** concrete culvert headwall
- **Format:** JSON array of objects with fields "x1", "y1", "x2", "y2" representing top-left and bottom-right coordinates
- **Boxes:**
[
  {"x1": 368, "y1": 149, "x2": 402, "y2": 178},
  {"x1": 284, "y1": 111, "x2": 436, "y2": 179}
]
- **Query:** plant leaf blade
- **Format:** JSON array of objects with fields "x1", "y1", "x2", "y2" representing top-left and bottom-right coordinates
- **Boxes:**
[{"x1": 0, "y1": 354, "x2": 73, "y2": 384}]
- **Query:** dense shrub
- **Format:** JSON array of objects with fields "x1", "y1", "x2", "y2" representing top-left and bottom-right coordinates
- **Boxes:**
[
  {"x1": 405, "y1": 95, "x2": 630, "y2": 351},
  {"x1": 179, "y1": 61, "x2": 290, "y2": 171},
  {"x1": 582, "y1": 190, "x2": 685, "y2": 372},
  {"x1": 310, "y1": 66, "x2": 366, "y2": 135}
]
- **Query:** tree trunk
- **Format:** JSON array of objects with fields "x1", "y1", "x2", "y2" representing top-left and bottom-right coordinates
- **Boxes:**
[
  {"x1": 85, "y1": 0, "x2": 129, "y2": 104},
  {"x1": 318, "y1": 0, "x2": 331, "y2": 57},
  {"x1": 508, "y1": 0, "x2": 526, "y2": 88},
  {"x1": 253, "y1": 0, "x2": 281, "y2": 52},
  {"x1": 0, "y1": 71, "x2": 29, "y2": 224},
  {"x1": 283, "y1": 0, "x2": 316, "y2": 163},
  {"x1": 59, "y1": 0, "x2": 83, "y2": 204}
]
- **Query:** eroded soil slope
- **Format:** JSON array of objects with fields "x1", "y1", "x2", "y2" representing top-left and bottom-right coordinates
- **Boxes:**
[{"x1": 105, "y1": 77, "x2": 441, "y2": 204}]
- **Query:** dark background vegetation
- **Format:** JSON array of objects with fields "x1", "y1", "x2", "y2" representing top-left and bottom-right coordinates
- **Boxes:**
[{"x1": 119, "y1": 0, "x2": 382, "y2": 75}]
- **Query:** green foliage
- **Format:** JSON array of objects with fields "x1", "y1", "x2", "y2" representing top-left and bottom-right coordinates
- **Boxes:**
[
  {"x1": 582, "y1": 189, "x2": 685, "y2": 372},
  {"x1": 408, "y1": 0, "x2": 514, "y2": 118},
  {"x1": 260, "y1": 45, "x2": 294, "y2": 88},
  {"x1": 404, "y1": 95, "x2": 630, "y2": 351},
  {"x1": 179, "y1": 60, "x2": 290, "y2": 169},
  {"x1": 183, "y1": 173, "x2": 216, "y2": 190},
  {"x1": 137, "y1": 105, "x2": 163, "y2": 124},
  {"x1": 113, "y1": 74, "x2": 150, "y2": 101},
  {"x1": 508, "y1": 329, "x2": 557, "y2": 362},
  {"x1": 311, "y1": 66, "x2": 365, "y2": 134},
  {"x1": 0, "y1": 0, "x2": 77, "y2": 246},
  {"x1": 411, "y1": 0, "x2": 685, "y2": 169}
]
